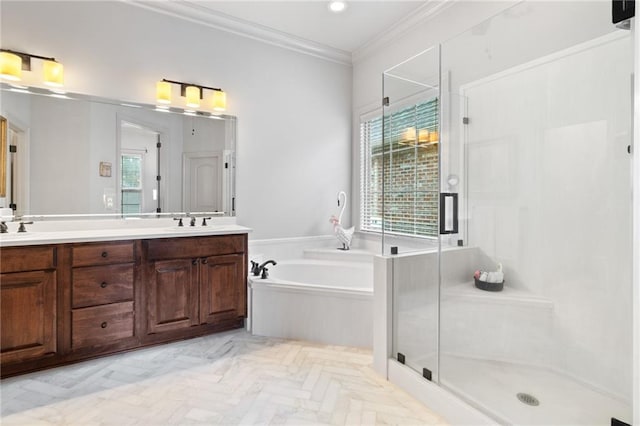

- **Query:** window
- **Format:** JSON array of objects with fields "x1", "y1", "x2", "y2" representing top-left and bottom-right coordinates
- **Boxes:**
[
  {"x1": 360, "y1": 98, "x2": 439, "y2": 237},
  {"x1": 121, "y1": 153, "x2": 143, "y2": 214}
]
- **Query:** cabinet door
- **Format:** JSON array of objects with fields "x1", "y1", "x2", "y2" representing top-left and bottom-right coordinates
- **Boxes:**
[
  {"x1": 199, "y1": 254, "x2": 245, "y2": 324},
  {"x1": 1, "y1": 270, "x2": 57, "y2": 364},
  {"x1": 146, "y1": 259, "x2": 199, "y2": 334}
]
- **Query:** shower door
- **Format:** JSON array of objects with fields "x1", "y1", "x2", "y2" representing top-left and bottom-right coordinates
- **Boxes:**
[
  {"x1": 383, "y1": 46, "x2": 441, "y2": 381},
  {"x1": 438, "y1": 2, "x2": 634, "y2": 424}
]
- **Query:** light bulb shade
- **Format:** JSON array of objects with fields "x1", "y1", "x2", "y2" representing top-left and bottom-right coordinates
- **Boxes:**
[
  {"x1": 156, "y1": 81, "x2": 171, "y2": 104},
  {"x1": 185, "y1": 85, "x2": 200, "y2": 108},
  {"x1": 43, "y1": 60, "x2": 64, "y2": 87},
  {"x1": 0, "y1": 51, "x2": 22, "y2": 81},
  {"x1": 212, "y1": 90, "x2": 226, "y2": 111},
  {"x1": 402, "y1": 126, "x2": 416, "y2": 142}
]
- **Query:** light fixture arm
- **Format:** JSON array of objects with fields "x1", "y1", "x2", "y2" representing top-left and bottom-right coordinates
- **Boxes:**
[
  {"x1": 0, "y1": 49, "x2": 57, "y2": 71},
  {"x1": 161, "y1": 78, "x2": 222, "y2": 99}
]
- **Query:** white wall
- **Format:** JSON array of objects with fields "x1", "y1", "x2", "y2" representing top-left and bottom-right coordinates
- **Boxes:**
[
  {"x1": 1, "y1": 0, "x2": 352, "y2": 239},
  {"x1": 464, "y1": 33, "x2": 633, "y2": 399}
]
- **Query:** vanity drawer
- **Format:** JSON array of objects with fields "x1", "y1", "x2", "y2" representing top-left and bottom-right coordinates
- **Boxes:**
[
  {"x1": 146, "y1": 235, "x2": 246, "y2": 261},
  {"x1": 0, "y1": 246, "x2": 56, "y2": 273},
  {"x1": 71, "y1": 302, "x2": 134, "y2": 348},
  {"x1": 72, "y1": 242, "x2": 134, "y2": 267},
  {"x1": 72, "y1": 264, "x2": 134, "y2": 308}
]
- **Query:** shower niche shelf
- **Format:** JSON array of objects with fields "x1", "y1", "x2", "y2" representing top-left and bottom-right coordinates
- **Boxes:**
[{"x1": 442, "y1": 282, "x2": 554, "y2": 309}]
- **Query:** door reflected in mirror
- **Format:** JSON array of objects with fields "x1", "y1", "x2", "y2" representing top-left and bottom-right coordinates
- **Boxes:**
[{"x1": 0, "y1": 84, "x2": 236, "y2": 217}]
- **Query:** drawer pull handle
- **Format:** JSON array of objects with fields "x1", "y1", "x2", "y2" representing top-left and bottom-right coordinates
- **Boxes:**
[
  {"x1": 101, "y1": 251, "x2": 108, "y2": 258},
  {"x1": 101, "y1": 322, "x2": 108, "y2": 329},
  {"x1": 192, "y1": 259, "x2": 199, "y2": 265},
  {"x1": 100, "y1": 282, "x2": 108, "y2": 288},
  {"x1": 202, "y1": 258, "x2": 208, "y2": 264}
]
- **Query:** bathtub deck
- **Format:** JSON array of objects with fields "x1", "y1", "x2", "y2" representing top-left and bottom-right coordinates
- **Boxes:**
[{"x1": 303, "y1": 248, "x2": 375, "y2": 263}]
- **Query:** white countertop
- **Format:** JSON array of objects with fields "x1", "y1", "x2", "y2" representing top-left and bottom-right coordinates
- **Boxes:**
[{"x1": 0, "y1": 218, "x2": 251, "y2": 247}]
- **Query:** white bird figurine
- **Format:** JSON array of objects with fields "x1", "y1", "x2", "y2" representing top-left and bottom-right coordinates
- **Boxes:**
[{"x1": 330, "y1": 191, "x2": 355, "y2": 251}]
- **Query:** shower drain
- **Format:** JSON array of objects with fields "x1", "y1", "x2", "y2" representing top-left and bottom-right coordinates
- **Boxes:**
[{"x1": 516, "y1": 393, "x2": 540, "y2": 406}]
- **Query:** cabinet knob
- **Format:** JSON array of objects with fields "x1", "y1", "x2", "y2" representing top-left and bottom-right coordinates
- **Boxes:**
[
  {"x1": 100, "y1": 282, "x2": 108, "y2": 288},
  {"x1": 101, "y1": 322, "x2": 108, "y2": 329},
  {"x1": 101, "y1": 251, "x2": 108, "y2": 258},
  {"x1": 192, "y1": 259, "x2": 199, "y2": 265},
  {"x1": 202, "y1": 258, "x2": 208, "y2": 264}
]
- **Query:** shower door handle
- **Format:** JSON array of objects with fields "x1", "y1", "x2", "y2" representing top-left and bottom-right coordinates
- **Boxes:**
[{"x1": 439, "y1": 192, "x2": 458, "y2": 234}]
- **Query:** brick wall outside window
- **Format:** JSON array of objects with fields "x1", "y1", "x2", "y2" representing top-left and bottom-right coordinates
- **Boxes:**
[{"x1": 360, "y1": 98, "x2": 439, "y2": 237}]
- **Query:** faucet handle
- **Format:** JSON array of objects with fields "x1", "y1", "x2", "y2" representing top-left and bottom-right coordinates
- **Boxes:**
[
  {"x1": 173, "y1": 217, "x2": 184, "y2": 227},
  {"x1": 18, "y1": 221, "x2": 34, "y2": 233},
  {"x1": 251, "y1": 261, "x2": 262, "y2": 276},
  {"x1": 0, "y1": 221, "x2": 7, "y2": 234},
  {"x1": 201, "y1": 217, "x2": 212, "y2": 226},
  {"x1": 261, "y1": 267, "x2": 269, "y2": 279}
]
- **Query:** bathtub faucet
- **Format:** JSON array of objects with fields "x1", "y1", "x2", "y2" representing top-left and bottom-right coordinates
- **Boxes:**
[{"x1": 254, "y1": 260, "x2": 277, "y2": 279}]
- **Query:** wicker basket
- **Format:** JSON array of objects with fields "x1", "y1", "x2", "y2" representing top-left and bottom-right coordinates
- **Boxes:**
[{"x1": 474, "y1": 277, "x2": 504, "y2": 292}]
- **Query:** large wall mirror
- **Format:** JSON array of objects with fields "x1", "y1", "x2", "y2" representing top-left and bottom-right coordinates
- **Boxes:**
[{"x1": 0, "y1": 84, "x2": 236, "y2": 218}]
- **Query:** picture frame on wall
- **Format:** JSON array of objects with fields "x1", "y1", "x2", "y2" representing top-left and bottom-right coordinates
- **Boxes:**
[{"x1": 99, "y1": 161, "x2": 112, "y2": 177}]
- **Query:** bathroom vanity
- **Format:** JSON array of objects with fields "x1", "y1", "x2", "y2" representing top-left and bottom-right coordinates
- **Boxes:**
[{"x1": 0, "y1": 223, "x2": 249, "y2": 377}]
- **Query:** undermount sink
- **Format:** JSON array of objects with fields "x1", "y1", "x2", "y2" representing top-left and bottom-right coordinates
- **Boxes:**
[{"x1": 164, "y1": 226, "x2": 220, "y2": 232}]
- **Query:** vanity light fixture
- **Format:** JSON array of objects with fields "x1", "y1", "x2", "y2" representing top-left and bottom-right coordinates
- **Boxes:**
[
  {"x1": 156, "y1": 78, "x2": 226, "y2": 112},
  {"x1": 0, "y1": 51, "x2": 21, "y2": 81},
  {"x1": 212, "y1": 90, "x2": 226, "y2": 111},
  {"x1": 156, "y1": 80, "x2": 171, "y2": 104},
  {"x1": 0, "y1": 49, "x2": 64, "y2": 87},
  {"x1": 185, "y1": 85, "x2": 200, "y2": 108}
]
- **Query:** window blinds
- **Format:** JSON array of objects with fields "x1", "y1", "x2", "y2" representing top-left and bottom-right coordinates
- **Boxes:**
[{"x1": 360, "y1": 98, "x2": 439, "y2": 237}]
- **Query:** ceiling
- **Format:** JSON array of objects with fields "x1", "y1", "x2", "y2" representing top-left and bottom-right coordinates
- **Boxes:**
[
  {"x1": 132, "y1": 1, "x2": 448, "y2": 64},
  {"x1": 187, "y1": 1, "x2": 428, "y2": 52}
]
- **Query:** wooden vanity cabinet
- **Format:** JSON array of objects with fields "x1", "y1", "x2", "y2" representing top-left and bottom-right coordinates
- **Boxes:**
[
  {"x1": 143, "y1": 235, "x2": 247, "y2": 340},
  {"x1": 0, "y1": 233, "x2": 247, "y2": 377},
  {"x1": 0, "y1": 246, "x2": 58, "y2": 365},
  {"x1": 69, "y1": 241, "x2": 137, "y2": 350}
]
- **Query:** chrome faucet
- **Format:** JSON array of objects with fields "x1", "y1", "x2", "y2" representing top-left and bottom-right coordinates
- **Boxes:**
[{"x1": 252, "y1": 260, "x2": 277, "y2": 279}]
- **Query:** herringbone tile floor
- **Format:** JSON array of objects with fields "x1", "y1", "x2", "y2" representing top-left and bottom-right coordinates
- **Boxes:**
[{"x1": 0, "y1": 330, "x2": 446, "y2": 425}]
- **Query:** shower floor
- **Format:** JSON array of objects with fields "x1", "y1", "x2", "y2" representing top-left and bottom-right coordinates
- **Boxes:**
[{"x1": 412, "y1": 354, "x2": 631, "y2": 425}]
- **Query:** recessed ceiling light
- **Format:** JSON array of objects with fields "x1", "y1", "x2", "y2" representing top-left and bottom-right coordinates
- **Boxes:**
[{"x1": 328, "y1": 1, "x2": 346, "y2": 13}]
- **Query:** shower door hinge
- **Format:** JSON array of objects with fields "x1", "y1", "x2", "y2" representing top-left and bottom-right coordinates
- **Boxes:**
[
  {"x1": 463, "y1": 117, "x2": 470, "y2": 125},
  {"x1": 397, "y1": 353, "x2": 405, "y2": 364},
  {"x1": 611, "y1": 417, "x2": 631, "y2": 426},
  {"x1": 383, "y1": 97, "x2": 390, "y2": 107},
  {"x1": 156, "y1": 141, "x2": 162, "y2": 148},
  {"x1": 612, "y1": 0, "x2": 635, "y2": 29},
  {"x1": 422, "y1": 368, "x2": 432, "y2": 381},
  {"x1": 156, "y1": 175, "x2": 161, "y2": 181}
]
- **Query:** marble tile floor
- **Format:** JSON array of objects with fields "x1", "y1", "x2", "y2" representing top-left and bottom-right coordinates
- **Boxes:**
[{"x1": 0, "y1": 330, "x2": 446, "y2": 425}]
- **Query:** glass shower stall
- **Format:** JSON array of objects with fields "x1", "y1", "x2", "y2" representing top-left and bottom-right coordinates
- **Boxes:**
[{"x1": 380, "y1": 2, "x2": 635, "y2": 424}]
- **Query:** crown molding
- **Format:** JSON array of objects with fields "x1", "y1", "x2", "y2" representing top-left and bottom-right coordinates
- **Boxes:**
[
  {"x1": 124, "y1": 0, "x2": 352, "y2": 66},
  {"x1": 352, "y1": 0, "x2": 456, "y2": 64}
]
